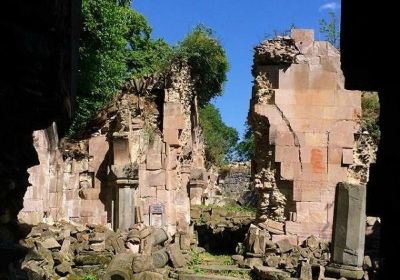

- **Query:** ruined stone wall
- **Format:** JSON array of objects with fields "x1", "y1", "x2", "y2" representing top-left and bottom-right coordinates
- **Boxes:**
[
  {"x1": 249, "y1": 29, "x2": 364, "y2": 242},
  {"x1": 217, "y1": 162, "x2": 256, "y2": 206},
  {"x1": 19, "y1": 62, "x2": 207, "y2": 238}
]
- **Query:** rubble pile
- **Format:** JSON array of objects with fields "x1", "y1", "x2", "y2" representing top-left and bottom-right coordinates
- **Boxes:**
[
  {"x1": 234, "y1": 223, "x2": 330, "y2": 279},
  {"x1": 254, "y1": 36, "x2": 299, "y2": 65},
  {"x1": 20, "y1": 221, "x2": 191, "y2": 279},
  {"x1": 191, "y1": 206, "x2": 255, "y2": 233}
]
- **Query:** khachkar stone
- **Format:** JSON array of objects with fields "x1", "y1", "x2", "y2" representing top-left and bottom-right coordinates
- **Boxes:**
[
  {"x1": 248, "y1": 28, "x2": 363, "y2": 241},
  {"x1": 326, "y1": 182, "x2": 366, "y2": 279}
]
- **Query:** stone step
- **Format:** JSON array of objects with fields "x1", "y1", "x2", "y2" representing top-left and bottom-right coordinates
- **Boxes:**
[
  {"x1": 178, "y1": 274, "x2": 243, "y2": 280},
  {"x1": 197, "y1": 265, "x2": 251, "y2": 272}
]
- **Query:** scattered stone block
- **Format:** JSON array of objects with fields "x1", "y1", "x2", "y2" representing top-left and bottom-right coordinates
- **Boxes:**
[
  {"x1": 243, "y1": 257, "x2": 263, "y2": 268},
  {"x1": 265, "y1": 255, "x2": 280, "y2": 268},
  {"x1": 55, "y1": 262, "x2": 73, "y2": 276},
  {"x1": 276, "y1": 239, "x2": 294, "y2": 253},
  {"x1": 167, "y1": 243, "x2": 187, "y2": 268},
  {"x1": 132, "y1": 271, "x2": 164, "y2": 280},
  {"x1": 305, "y1": 236, "x2": 319, "y2": 251},
  {"x1": 40, "y1": 237, "x2": 61, "y2": 250},
  {"x1": 254, "y1": 266, "x2": 291, "y2": 280},
  {"x1": 104, "y1": 252, "x2": 134, "y2": 280},
  {"x1": 325, "y1": 263, "x2": 364, "y2": 279},
  {"x1": 300, "y1": 262, "x2": 312, "y2": 280}
]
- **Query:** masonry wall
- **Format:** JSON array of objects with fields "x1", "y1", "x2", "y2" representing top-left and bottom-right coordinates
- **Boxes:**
[
  {"x1": 19, "y1": 63, "x2": 207, "y2": 237},
  {"x1": 249, "y1": 29, "x2": 363, "y2": 242}
]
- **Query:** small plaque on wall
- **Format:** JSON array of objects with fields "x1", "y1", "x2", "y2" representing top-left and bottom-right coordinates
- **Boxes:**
[{"x1": 150, "y1": 203, "x2": 164, "y2": 228}]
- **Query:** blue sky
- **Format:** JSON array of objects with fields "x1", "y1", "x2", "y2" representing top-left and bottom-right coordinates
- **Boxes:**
[{"x1": 134, "y1": 0, "x2": 341, "y2": 139}]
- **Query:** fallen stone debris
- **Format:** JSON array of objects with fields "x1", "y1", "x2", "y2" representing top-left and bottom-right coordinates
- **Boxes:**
[{"x1": 20, "y1": 221, "x2": 192, "y2": 279}]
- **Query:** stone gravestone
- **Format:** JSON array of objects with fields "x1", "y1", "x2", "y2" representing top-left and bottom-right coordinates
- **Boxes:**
[
  {"x1": 326, "y1": 182, "x2": 366, "y2": 279},
  {"x1": 150, "y1": 203, "x2": 165, "y2": 228}
]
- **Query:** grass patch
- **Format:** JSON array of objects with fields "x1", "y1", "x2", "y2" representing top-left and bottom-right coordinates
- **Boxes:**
[
  {"x1": 195, "y1": 204, "x2": 256, "y2": 215},
  {"x1": 187, "y1": 251, "x2": 252, "y2": 279},
  {"x1": 82, "y1": 275, "x2": 97, "y2": 280}
]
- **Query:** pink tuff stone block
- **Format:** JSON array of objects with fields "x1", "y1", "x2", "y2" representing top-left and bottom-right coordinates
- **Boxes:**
[
  {"x1": 271, "y1": 234, "x2": 298, "y2": 246},
  {"x1": 88, "y1": 135, "x2": 109, "y2": 173},
  {"x1": 280, "y1": 162, "x2": 301, "y2": 180},
  {"x1": 144, "y1": 170, "x2": 166, "y2": 187},
  {"x1": 146, "y1": 153, "x2": 162, "y2": 170},
  {"x1": 342, "y1": 148, "x2": 354, "y2": 165},
  {"x1": 275, "y1": 145, "x2": 300, "y2": 163},
  {"x1": 140, "y1": 186, "x2": 157, "y2": 198},
  {"x1": 163, "y1": 128, "x2": 179, "y2": 146},
  {"x1": 274, "y1": 89, "x2": 296, "y2": 105},
  {"x1": 23, "y1": 199, "x2": 43, "y2": 212},
  {"x1": 156, "y1": 189, "x2": 172, "y2": 204},
  {"x1": 276, "y1": 131, "x2": 295, "y2": 146},
  {"x1": 65, "y1": 189, "x2": 79, "y2": 200},
  {"x1": 304, "y1": 133, "x2": 328, "y2": 147},
  {"x1": 327, "y1": 164, "x2": 348, "y2": 183},
  {"x1": 79, "y1": 188, "x2": 100, "y2": 200},
  {"x1": 166, "y1": 170, "x2": 177, "y2": 190},
  {"x1": 48, "y1": 193, "x2": 58, "y2": 208},
  {"x1": 285, "y1": 221, "x2": 332, "y2": 240},
  {"x1": 293, "y1": 181, "x2": 322, "y2": 202},
  {"x1": 328, "y1": 147, "x2": 342, "y2": 164},
  {"x1": 163, "y1": 102, "x2": 185, "y2": 130}
]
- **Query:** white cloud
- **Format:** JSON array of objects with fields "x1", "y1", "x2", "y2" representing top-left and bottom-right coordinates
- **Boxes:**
[{"x1": 319, "y1": 2, "x2": 340, "y2": 11}]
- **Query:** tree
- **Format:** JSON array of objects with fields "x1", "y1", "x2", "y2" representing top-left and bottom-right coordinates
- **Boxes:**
[
  {"x1": 70, "y1": 0, "x2": 171, "y2": 136},
  {"x1": 319, "y1": 11, "x2": 340, "y2": 48},
  {"x1": 235, "y1": 125, "x2": 255, "y2": 161},
  {"x1": 199, "y1": 104, "x2": 239, "y2": 167},
  {"x1": 177, "y1": 25, "x2": 229, "y2": 107}
]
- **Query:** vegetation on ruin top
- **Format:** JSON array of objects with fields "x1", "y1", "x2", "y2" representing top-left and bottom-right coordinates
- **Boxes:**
[
  {"x1": 70, "y1": 0, "x2": 231, "y2": 138},
  {"x1": 361, "y1": 92, "x2": 380, "y2": 144}
]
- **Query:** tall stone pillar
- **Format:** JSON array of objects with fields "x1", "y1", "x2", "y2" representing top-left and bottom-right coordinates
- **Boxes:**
[
  {"x1": 110, "y1": 132, "x2": 139, "y2": 230},
  {"x1": 115, "y1": 183, "x2": 137, "y2": 231},
  {"x1": 326, "y1": 182, "x2": 366, "y2": 279}
]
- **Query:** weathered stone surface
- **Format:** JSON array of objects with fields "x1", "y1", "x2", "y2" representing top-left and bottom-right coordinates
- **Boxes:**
[
  {"x1": 167, "y1": 243, "x2": 187, "y2": 268},
  {"x1": 276, "y1": 239, "x2": 294, "y2": 253},
  {"x1": 41, "y1": 237, "x2": 61, "y2": 250},
  {"x1": 55, "y1": 262, "x2": 73, "y2": 276},
  {"x1": 152, "y1": 249, "x2": 169, "y2": 268},
  {"x1": 332, "y1": 183, "x2": 366, "y2": 267},
  {"x1": 299, "y1": 262, "x2": 312, "y2": 280},
  {"x1": 132, "y1": 271, "x2": 164, "y2": 280},
  {"x1": 325, "y1": 263, "x2": 364, "y2": 279},
  {"x1": 254, "y1": 266, "x2": 291, "y2": 280},
  {"x1": 265, "y1": 255, "x2": 280, "y2": 268},
  {"x1": 132, "y1": 254, "x2": 155, "y2": 273},
  {"x1": 249, "y1": 29, "x2": 365, "y2": 240},
  {"x1": 104, "y1": 252, "x2": 134, "y2": 280},
  {"x1": 243, "y1": 257, "x2": 263, "y2": 268},
  {"x1": 19, "y1": 61, "x2": 208, "y2": 240},
  {"x1": 179, "y1": 274, "x2": 241, "y2": 280},
  {"x1": 305, "y1": 236, "x2": 319, "y2": 251},
  {"x1": 74, "y1": 252, "x2": 113, "y2": 266}
]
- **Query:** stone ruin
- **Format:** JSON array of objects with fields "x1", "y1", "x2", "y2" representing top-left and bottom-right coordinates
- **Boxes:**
[
  {"x1": 14, "y1": 29, "x2": 380, "y2": 280},
  {"x1": 248, "y1": 29, "x2": 372, "y2": 242},
  {"x1": 18, "y1": 62, "x2": 209, "y2": 239},
  {"x1": 235, "y1": 29, "x2": 379, "y2": 279}
]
